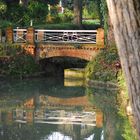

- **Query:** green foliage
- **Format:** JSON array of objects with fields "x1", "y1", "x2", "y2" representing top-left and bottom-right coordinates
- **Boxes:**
[
  {"x1": 46, "y1": 6, "x2": 62, "y2": 23},
  {"x1": 117, "y1": 74, "x2": 137, "y2": 140},
  {"x1": 100, "y1": 0, "x2": 108, "y2": 43},
  {"x1": 34, "y1": 23, "x2": 79, "y2": 30},
  {"x1": 28, "y1": 0, "x2": 48, "y2": 24},
  {"x1": 0, "y1": 20, "x2": 12, "y2": 28},
  {"x1": 8, "y1": 53, "x2": 39, "y2": 77},
  {"x1": 63, "y1": 8, "x2": 74, "y2": 22},
  {"x1": 6, "y1": 3, "x2": 30, "y2": 26},
  {"x1": 83, "y1": 1, "x2": 100, "y2": 19},
  {"x1": 2, "y1": 1, "x2": 48, "y2": 27},
  {"x1": 85, "y1": 45, "x2": 119, "y2": 82},
  {"x1": 0, "y1": 0, "x2": 7, "y2": 20},
  {"x1": 0, "y1": 44, "x2": 6, "y2": 56},
  {"x1": 50, "y1": 5, "x2": 58, "y2": 16},
  {"x1": 117, "y1": 71, "x2": 127, "y2": 92},
  {"x1": 86, "y1": 86, "x2": 137, "y2": 140},
  {"x1": 91, "y1": 0, "x2": 108, "y2": 43},
  {"x1": 0, "y1": 44, "x2": 40, "y2": 78},
  {"x1": 46, "y1": 7, "x2": 73, "y2": 23},
  {"x1": 122, "y1": 118, "x2": 137, "y2": 140},
  {"x1": 0, "y1": 0, "x2": 7, "y2": 14}
]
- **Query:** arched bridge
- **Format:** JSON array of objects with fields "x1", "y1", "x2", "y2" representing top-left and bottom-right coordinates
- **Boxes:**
[
  {"x1": 2, "y1": 27, "x2": 104, "y2": 61},
  {"x1": 36, "y1": 44, "x2": 101, "y2": 61}
]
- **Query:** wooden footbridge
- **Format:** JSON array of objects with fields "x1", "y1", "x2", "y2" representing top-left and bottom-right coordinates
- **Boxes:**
[{"x1": 0, "y1": 27, "x2": 104, "y2": 61}]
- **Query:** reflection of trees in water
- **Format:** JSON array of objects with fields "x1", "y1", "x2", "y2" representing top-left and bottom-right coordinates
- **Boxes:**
[
  {"x1": 0, "y1": 110, "x2": 101, "y2": 140},
  {"x1": 86, "y1": 87, "x2": 136, "y2": 140},
  {"x1": 58, "y1": 124, "x2": 102, "y2": 140},
  {"x1": 0, "y1": 77, "x2": 85, "y2": 99},
  {"x1": 0, "y1": 78, "x2": 104, "y2": 140},
  {"x1": 0, "y1": 123, "x2": 58, "y2": 140},
  {"x1": 0, "y1": 77, "x2": 85, "y2": 111}
]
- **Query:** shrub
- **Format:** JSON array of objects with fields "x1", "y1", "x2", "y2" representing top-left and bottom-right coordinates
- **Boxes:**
[
  {"x1": 8, "y1": 53, "x2": 39, "y2": 77},
  {"x1": 63, "y1": 8, "x2": 74, "y2": 22},
  {"x1": 0, "y1": 44, "x2": 40, "y2": 78},
  {"x1": 85, "y1": 45, "x2": 119, "y2": 82}
]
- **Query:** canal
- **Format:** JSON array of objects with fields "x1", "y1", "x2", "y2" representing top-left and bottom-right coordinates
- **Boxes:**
[{"x1": 0, "y1": 74, "x2": 136, "y2": 140}]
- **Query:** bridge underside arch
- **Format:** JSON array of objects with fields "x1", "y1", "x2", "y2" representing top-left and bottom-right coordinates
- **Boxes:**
[{"x1": 37, "y1": 46, "x2": 100, "y2": 61}]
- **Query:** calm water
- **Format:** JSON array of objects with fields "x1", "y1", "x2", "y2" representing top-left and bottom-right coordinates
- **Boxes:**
[{"x1": 0, "y1": 77, "x2": 134, "y2": 140}]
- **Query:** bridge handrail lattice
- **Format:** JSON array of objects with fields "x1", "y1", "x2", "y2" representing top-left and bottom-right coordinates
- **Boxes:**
[
  {"x1": 35, "y1": 29, "x2": 97, "y2": 44},
  {"x1": 13, "y1": 29, "x2": 27, "y2": 43},
  {"x1": 12, "y1": 29, "x2": 98, "y2": 44}
]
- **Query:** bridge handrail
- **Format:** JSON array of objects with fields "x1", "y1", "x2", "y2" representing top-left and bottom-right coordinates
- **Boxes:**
[
  {"x1": 13, "y1": 29, "x2": 27, "y2": 32},
  {"x1": 9, "y1": 28, "x2": 103, "y2": 45},
  {"x1": 35, "y1": 29, "x2": 97, "y2": 32},
  {"x1": 35, "y1": 29, "x2": 97, "y2": 44},
  {"x1": 13, "y1": 29, "x2": 27, "y2": 43}
]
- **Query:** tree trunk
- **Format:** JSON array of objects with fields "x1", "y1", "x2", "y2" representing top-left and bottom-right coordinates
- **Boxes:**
[
  {"x1": 73, "y1": 0, "x2": 82, "y2": 27},
  {"x1": 106, "y1": 0, "x2": 140, "y2": 138},
  {"x1": 107, "y1": 15, "x2": 115, "y2": 46}
]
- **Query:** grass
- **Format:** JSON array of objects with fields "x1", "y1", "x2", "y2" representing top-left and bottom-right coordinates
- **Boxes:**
[
  {"x1": 0, "y1": 19, "x2": 101, "y2": 30},
  {"x1": 33, "y1": 22, "x2": 79, "y2": 30},
  {"x1": 33, "y1": 19, "x2": 101, "y2": 30},
  {"x1": 82, "y1": 19, "x2": 100, "y2": 25}
]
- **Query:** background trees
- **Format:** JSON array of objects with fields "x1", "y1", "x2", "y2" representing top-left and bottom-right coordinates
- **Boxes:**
[
  {"x1": 0, "y1": 0, "x2": 102, "y2": 28},
  {"x1": 73, "y1": 0, "x2": 82, "y2": 27}
]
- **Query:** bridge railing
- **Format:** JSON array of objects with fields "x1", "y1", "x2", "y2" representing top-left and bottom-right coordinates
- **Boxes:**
[
  {"x1": 35, "y1": 29, "x2": 97, "y2": 44},
  {"x1": 2, "y1": 27, "x2": 104, "y2": 47},
  {"x1": 13, "y1": 28, "x2": 27, "y2": 43}
]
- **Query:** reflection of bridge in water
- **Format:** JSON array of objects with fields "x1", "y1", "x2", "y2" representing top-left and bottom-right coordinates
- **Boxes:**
[
  {"x1": 0, "y1": 94, "x2": 103, "y2": 140},
  {"x1": 12, "y1": 95, "x2": 103, "y2": 128}
]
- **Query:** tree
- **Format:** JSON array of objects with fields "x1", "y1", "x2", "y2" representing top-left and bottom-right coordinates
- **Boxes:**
[
  {"x1": 73, "y1": 0, "x2": 82, "y2": 27},
  {"x1": 0, "y1": 0, "x2": 7, "y2": 19},
  {"x1": 106, "y1": 0, "x2": 140, "y2": 138}
]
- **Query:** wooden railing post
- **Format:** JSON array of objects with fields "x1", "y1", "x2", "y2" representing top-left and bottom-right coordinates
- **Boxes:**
[
  {"x1": 96, "y1": 28, "x2": 104, "y2": 48},
  {"x1": 6, "y1": 26, "x2": 13, "y2": 43}
]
